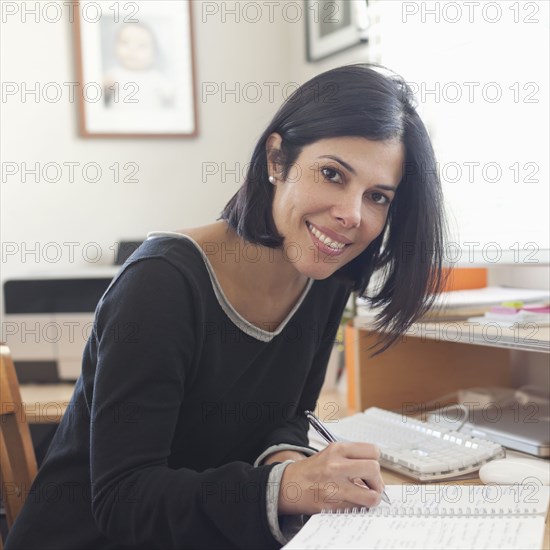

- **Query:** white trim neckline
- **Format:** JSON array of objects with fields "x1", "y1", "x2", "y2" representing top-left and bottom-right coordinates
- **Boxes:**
[{"x1": 146, "y1": 230, "x2": 313, "y2": 342}]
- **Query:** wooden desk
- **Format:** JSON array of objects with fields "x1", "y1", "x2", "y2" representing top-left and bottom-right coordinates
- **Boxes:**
[
  {"x1": 19, "y1": 384, "x2": 74, "y2": 424},
  {"x1": 13, "y1": 385, "x2": 550, "y2": 548}
]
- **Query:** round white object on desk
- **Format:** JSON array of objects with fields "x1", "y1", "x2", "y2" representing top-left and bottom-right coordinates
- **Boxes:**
[{"x1": 479, "y1": 457, "x2": 550, "y2": 485}]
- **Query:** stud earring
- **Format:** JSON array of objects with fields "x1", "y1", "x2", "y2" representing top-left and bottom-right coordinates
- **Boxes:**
[{"x1": 268, "y1": 175, "x2": 275, "y2": 183}]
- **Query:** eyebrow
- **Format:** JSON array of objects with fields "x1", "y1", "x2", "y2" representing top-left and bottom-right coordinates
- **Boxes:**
[{"x1": 317, "y1": 155, "x2": 398, "y2": 192}]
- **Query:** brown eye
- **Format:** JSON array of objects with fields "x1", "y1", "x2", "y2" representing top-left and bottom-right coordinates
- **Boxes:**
[
  {"x1": 371, "y1": 192, "x2": 390, "y2": 205},
  {"x1": 321, "y1": 167, "x2": 343, "y2": 184}
]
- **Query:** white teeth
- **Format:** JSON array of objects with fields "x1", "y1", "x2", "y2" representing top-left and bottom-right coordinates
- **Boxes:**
[{"x1": 307, "y1": 223, "x2": 346, "y2": 249}]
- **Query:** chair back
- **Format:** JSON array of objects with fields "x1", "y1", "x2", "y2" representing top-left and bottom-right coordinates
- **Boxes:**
[{"x1": 0, "y1": 343, "x2": 38, "y2": 537}]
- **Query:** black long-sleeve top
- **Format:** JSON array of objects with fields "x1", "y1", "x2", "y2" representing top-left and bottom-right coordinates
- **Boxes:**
[{"x1": 5, "y1": 232, "x2": 351, "y2": 549}]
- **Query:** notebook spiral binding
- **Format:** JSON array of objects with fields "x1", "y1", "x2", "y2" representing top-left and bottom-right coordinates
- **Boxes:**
[{"x1": 320, "y1": 506, "x2": 538, "y2": 517}]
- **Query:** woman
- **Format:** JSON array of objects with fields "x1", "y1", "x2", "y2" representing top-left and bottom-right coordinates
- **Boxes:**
[{"x1": 5, "y1": 64, "x2": 446, "y2": 549}]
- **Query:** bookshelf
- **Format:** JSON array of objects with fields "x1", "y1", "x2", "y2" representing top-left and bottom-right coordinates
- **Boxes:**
[{"x1": 345, "y1": 319, "x2": 550, "y2": 414}]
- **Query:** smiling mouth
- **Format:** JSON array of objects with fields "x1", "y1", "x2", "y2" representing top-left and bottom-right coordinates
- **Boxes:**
[{"x1": 306, "y1": 222, "x2": 351, "y2": 253}]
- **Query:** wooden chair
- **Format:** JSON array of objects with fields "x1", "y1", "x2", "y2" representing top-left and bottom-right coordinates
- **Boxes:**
[{"x1": 0, "y1": 343, "x2": 38, "y2": 547}]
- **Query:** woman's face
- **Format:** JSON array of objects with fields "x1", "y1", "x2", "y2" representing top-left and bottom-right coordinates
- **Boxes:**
[{"x1": 269, "y1": 135, "x2": 405, "y2": 280}]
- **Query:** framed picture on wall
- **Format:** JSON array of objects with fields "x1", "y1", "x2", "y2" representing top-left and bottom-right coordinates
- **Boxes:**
[
  {"x1": 306, "y1": 0, "x2": 369, "y2": 62},
  {"x1": 74, "y1": 1, "x2": 197, "y2": 137}
]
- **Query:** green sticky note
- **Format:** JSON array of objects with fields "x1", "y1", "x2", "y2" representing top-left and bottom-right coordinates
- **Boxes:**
[{"x1": 501, "y1": 300, "x2": 524, "y2": 308}]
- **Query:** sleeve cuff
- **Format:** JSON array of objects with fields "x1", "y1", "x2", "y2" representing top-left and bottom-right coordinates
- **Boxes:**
[
  {"x1": 254, "y1": 444, "x2": 316, "y2": 468},
  {"x1": 265, "y1": 460, "x2": 308, "y2": 546}
]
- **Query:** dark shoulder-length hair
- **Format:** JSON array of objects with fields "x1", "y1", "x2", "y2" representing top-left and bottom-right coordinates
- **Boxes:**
[{"x1": 221, "y1": 63, "x2": 448, "y2": 354}]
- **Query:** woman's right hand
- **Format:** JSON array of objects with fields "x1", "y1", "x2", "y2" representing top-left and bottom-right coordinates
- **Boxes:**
[{"x1": 277, "y1": 442, "x2": 384, "y2": 516}]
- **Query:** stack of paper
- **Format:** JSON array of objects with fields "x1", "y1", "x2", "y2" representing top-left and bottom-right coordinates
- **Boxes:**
[{"x1": 356, "y1": 287, "x2": 550, "y2": 322}]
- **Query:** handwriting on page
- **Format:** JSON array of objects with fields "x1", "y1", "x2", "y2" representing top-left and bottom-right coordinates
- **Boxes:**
[
  {"x1": 284, "y1": 515, "x2": 546, "y2": 550},
  {"x1": 283, "y1": 486, "x2": 550, "y2": 550}
]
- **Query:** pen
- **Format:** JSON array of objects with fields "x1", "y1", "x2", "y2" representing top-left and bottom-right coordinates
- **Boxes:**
[{"x1": 305, "y1": 410, "x2": 391, "y2": 505}]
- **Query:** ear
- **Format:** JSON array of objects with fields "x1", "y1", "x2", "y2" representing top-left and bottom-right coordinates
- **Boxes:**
[{"x1": 265, "y1": 132, "x2": 283, "y2": 183}]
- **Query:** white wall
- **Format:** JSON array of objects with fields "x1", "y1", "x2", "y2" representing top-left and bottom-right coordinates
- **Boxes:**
[
  {"x1": 4, "y1": 1, "x2": 547, "y2": 284},
  {"x1": 0, "y1": 0, "x2": 294, "y2": 286}
]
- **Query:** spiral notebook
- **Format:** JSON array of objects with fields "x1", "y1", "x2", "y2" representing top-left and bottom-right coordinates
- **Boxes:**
[{"x1": 283, "y1": 485, "x2": 550, "y2": 550}]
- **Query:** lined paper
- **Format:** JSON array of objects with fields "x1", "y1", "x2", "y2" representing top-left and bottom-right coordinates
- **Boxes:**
[{"x1": 283, "y1": 485, "x2": 549, "y2": 550}]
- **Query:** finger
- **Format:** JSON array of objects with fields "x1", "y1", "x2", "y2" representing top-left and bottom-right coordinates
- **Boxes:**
[
  {"x1": 341, "y1": 458, "x2": 384, "y2": 491},
  {"x1": 352, "y1": 477, "x2": 369, "y2": 488},
  {"x1": 346, "y1": 483, "x2": 382, "y2": 508},
  {"x1": 363, "y1": 465, "x2": 385, "y2": 494},
  {"x1": 352, "y1": 476, "x2": 386, "y2": 496},
  {"x1": 316, "y1": 451, "x2": 384, "y2": 493},
  {"x1": 327, "y1": 442, "x2": 381, "y2": 460},
  {"x1": 317, "y1": 476, "x2": 383, "y2": 509}
]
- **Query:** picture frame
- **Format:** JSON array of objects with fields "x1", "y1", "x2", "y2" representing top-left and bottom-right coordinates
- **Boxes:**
[
  {"x1": 74, "y1": 1, "x2": 198, "y2": 138},
  {"x1": 306, "y1": 0, "x2": 369, "y2": 62}
]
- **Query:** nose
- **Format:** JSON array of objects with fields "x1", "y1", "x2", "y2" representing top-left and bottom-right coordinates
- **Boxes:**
[{"x1": 332, "y1": 191, "x2": 362, "y2": 229}]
